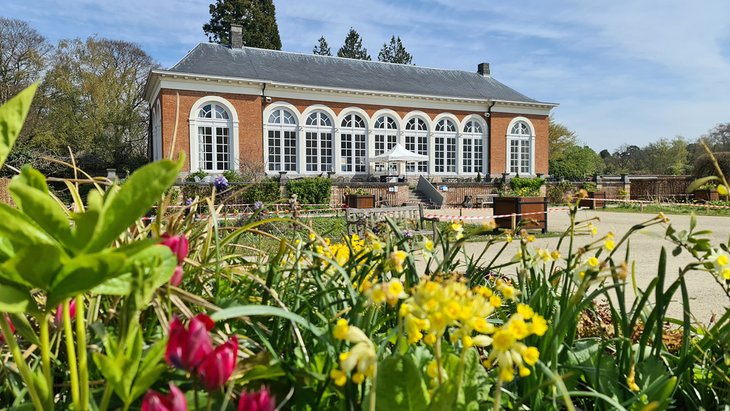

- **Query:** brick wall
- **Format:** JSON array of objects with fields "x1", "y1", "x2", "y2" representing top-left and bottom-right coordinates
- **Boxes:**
[
  {"x1": 629, "y1": 176, "x2": 692, "y2": 200},
  {"x1": 488, "y1": 112, "x2": 549, "y2": 176},
  {"x1": 437, "y1": 183, "x2": 499, "y2": 207}
]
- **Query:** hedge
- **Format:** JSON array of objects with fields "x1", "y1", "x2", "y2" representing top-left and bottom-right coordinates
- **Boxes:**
[
  {"x1": 179, "y1": 179, "x2": 281, "y2": 204},
  {"x1": 286, "y1": 177, "x2": 332, "y2": 204}
]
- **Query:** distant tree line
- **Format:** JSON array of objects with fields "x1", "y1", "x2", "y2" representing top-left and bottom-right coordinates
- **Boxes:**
[
  {"x1": 549, "y1": 118, "x2": 730, "y2": 180},
  {"x1": 0, "y1": 17, "x2": 156, "y2": 177},
  {"x1": 313, "y1": 29, "x2": 413, "y2": 64}
]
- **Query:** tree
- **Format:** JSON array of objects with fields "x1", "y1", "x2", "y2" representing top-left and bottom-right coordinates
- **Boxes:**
[
  {"x1": 33, "y1": 37, "x2": 157, "y2": 172},
  {"x1": 548, "y1": 117, "x2": 578, "y2": 161},
  {"x1": 203, "y1": 0, "x2": 282, "y2": 50},
  {"x1": 337, "y1": 28, "x2": 371, "y2": 60},
  {"x1": 641, "y1": 137, "x2": 689, "y2": 175},
  {"x1": 549, "y1": 145, "x2": 604, "y2": 180},
  {"x1": 377, "y1": 35, "x2": 412, "y2": 64},
  {"x1": 0, "y1": 17, "x2": 51, "y2": 104},
  {"x1": 313, "y1": 36, "x2": 331, "y2": 56},
  {"x1": 702, "y1": 122, "x2": 730, "y2": 152}
]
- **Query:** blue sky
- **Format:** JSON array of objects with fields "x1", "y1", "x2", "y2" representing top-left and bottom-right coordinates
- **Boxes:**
[{"x1": 4, "y1": 0, "x2": 730, "y2": 151}]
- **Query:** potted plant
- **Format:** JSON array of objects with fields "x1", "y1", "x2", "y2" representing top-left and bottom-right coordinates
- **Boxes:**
[
  {"x1": 579, "y1": 182, "x2": 607, "y2": 209},
  {"x1": 493, "y1": 177, "x2": 547, "y2": 233},
  {"x1": 692, "y1": 182, "x2": 720, "y2": 202},
  {"x1": 344, "y1": 187, "x2": 376, "y2": 208}
]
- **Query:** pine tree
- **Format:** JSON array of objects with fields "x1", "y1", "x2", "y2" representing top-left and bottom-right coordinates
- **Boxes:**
[
  {"x1": 378, "y1": 35, "x2": 413, "y2": 64},
  {"x1": 203, "y1": 0, "x2": 282, "y2": 50},
  {"x1": 337, "y1": 28, "x2": 371, "y2": 61},
  {"x1": 313, "y1": 36, "x2": 331, "y2": 56}
]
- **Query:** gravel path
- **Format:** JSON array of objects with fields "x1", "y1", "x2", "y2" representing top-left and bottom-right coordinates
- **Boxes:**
[{"x1": 424, "y1": 208, "x2": 730, "y2": 324}]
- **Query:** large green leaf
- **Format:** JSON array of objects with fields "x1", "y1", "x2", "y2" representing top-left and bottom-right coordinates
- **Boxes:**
[
  {"x1": 85, "y1": 157, "x2": 183, "y2": 252},
  {"x1": 0, "y1": 203, "x2": 58, "y2": 248},
  {"x1": 47, "y1": 251, "x2": 126, "y2": 307},
  {"x1": 92, "y1": 245, "x2": 175, "y2": 296},
  {"x1": 70, "y1": 189, "x2": 103, "y2": 247},
  {"x1": 686, "y1": 176, "x2": 720, "y2": 193},
  {"x1": 0, "y1": 284, "x2": 34, "y2": 313},
  {"x1": 0, "y1": 83, "x2": 37, "y2": 169},
  {"x1": 375, "y1": 355, "x2": 429, "y2": 411},
  {"x1": 9, "y1": 166, "x2": 74, "y2": 249},
  {"x1": 0, "y1": 244, "x2": 63, "y2": 289}
]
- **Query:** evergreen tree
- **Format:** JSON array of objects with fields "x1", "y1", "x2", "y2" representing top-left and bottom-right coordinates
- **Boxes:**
[
  {"x1": 313, "y1": 36, "x2": 331, "y2": 56},
  {"x1": 378, "y1": 35, "x2": 413, "y2": 64},
  {"x1": 337, "y1": 28, "x2": 370, "y2": 60},
  {"x1": 203, "y1": 0, "x2": 282, "y2": 50}
]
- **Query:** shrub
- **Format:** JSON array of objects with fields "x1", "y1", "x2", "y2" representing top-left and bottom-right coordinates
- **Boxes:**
[
  {"x1": 693, "y1": 152, "x2": 730, "y2": 178},
  {"x1": 509, "y1": 176, "x2": 545, "y2": 196},
  {"x1": 185, "y1": 170, "x2": 208, "y2": 182},
  {"x1": 286, "y1": 177, "x2": 332, "y2": 204},
  {"x1": 547, "y1": 180, "x2": 575, "y2": 204},
  {"x1": 240, "y1": 179, "x2": 280, "y2": 203}
]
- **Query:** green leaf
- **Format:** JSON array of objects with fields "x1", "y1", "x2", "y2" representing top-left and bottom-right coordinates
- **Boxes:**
[
  {"x1": 92, "y1": 245, "x2": 175, "y2": 296},
  {"x1": 211, "y1": 305, "x2": 322, "y2": 335},
  {"x1": 0, "y1": 284, "x2": 34, "y2": 313},
  {"x1": 92, "y1": 352, "x2": 125, "y2": 400},
  {"x1": 0, "y1": 244, "x2": 63, "y2": 289},
  {"x1": 129, "y1": 339, "x2": 168, "y2": 403},
  {"x1": 70, "y1": 189, "x2": 103, "y2": 248},
  {"x1": 0, "y1": 204, "x2": 58, "y2": 248},
  {"x1": 85, "y1": 157, "x2": 183, "y2": 252},
  {"x1": 686, "y1": 176, "x2": 720, "y2": 193},
  {"x1": 9, "y1": 167, "x2": 74, "y2": 249},
  {"x1": 47, "y1": 252, "x2": 126, "y2": 307},
  {"x1": 7, "y1": 313, "x2": 40, "y2": 345},
  {"x1": 0, "y1": 83, "x2": 38, "y2": 169},
  {"x1": 375, "y1": 355, "x2": 429, "y2": 411}
]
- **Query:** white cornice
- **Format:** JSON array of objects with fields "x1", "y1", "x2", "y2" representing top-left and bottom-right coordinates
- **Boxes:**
[{"x1": 145, "y1": 69, "x2": 558, "y2": 113}]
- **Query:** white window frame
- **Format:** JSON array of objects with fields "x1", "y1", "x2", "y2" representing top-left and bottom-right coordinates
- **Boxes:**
[
  {"x1": 506, "y1": 117, "x2": 535, "y2": 175},
  {"x1": 339, "y1": 112, "x2": 367, "y2": 174},
  {"x1": 304, "y1": 111, "x2": 334, "y2": 173},
  {"x1": 188, "y1": 96, "x2": 239, "y2": 173},
  {"x1": 404, "y1": 117, "x2": 429, "y2": 174},
  {"x1": 434, "y1": 118, "x2": 457, "y2": 174},
  {"x1": 373, "y1": 115, "x2": 399, "y2": 173},
  {"x1": 461, "y1": 118, "x2": 487, "y2": 175},
  {"x1": 266, "y1": 107, "x2": 299, "y2": 173},
  {"x1": 152, "y1": 99, "x2": 162, "y2": 161}
]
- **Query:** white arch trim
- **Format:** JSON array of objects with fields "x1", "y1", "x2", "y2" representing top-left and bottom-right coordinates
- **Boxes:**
[
  {"x1": 505, "y1": 116, "x2": 536, "y2": 175},
  {"x1": 460, "y1": 114, "x2": 489, "y2": 175},
  {"x1": 188, "y1": 95, "x2": 240, "y2": 173},
  {"x1": 300, "y1": 104, "x2": 338, "y2": 126},
  {"x1": 336, "y1": 107, "x2": 371, "y2": 128}
]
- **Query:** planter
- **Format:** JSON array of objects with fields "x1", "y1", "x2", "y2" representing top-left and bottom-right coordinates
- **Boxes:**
[
  {"x1": 693, "y1": 189, "x2": 719, "y2": 203},
  {"x1": 493, "y1": 196, "x2": 547, "y2": 233},
  {"x1": 579, "y1": 191, "x2": 607, "y2": 209},
  {"x1": 345, "y1": 194, "x2": 376, "y2": 209}
]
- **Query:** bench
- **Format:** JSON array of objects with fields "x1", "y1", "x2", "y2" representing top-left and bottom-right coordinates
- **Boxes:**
[
  {"x1": 345, "y1": 204, "x2": 438, "y2": 237},
  {"x1": 475, "y1": 194, "x2": 497, "y2": 208}
]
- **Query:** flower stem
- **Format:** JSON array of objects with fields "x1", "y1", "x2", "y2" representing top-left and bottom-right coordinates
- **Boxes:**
[
  {"x1": 39, "y1": 312, "x2": 54, "y2": 407},
  {"x1": 76, "y1": 295, "x2": 89, "y2": 409},
  {"x1": 492, "y1": 378, "x2": 503, "y2": 411},
  {"x1": 369, "y1": 364, "x2": 377, "y2": 411},
  {"x1": 63, "y1": 300, "x2": 80, "y2": 408},
  {"x1": 0, "y1": 314, "x2": 44, "y2": 410}
]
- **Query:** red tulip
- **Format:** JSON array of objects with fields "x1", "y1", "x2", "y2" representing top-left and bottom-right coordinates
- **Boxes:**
[
  {"x1": 196, "y1": 337, "x2": 238, "y2": 391},
  {"x1": 165, "y1": 314, "x2": 214, "y2": 371},
  {"x1": 170, "y1": 265, "x2": 184, "y2": 286},
  {"x1": 55, "y1": 299, "x2": 77, "y2": 326},
  {"x1": 238, "y1": 386, "x2": 275, "y2": 411},
  {"x1": 141, "y1": 383, "x2": 187, "y2": 411},
  {"x1": 161, "y1": 233, "x2": 189, "y2": 264}
]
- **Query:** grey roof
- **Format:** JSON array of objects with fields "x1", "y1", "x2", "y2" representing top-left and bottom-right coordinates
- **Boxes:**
[{"x1": 167, "y1": 43, "x2": 549, "y2": 104}]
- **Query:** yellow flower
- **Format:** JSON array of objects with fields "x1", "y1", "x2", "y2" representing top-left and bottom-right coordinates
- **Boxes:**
[
  {"x1": 489, "y1": 295, "x2": 502, "y2": 308},
  {"x1": 473, "y1": 317, "x2": 494, "y2": 334},
  {"x1": 387, "y1": 280, "x2": 404, "y2": 297},
  {"x1": 516, "y1": 303, "x2": 534, "y2": 320},
  {"x1": 551, "y1": 250, "x2": 561, "y2": 260},
  {"x1": 588, "y1": 223, "x2": 598, "y2": 236},
  {"x1": 308, "y1": 232, "x2": 316, "y2": 241},
  {"x1": 499, "y1": 284, "x2": 517, "y2": 300},
  {"x1": 716, "y1": 254, "x2": 729, "y2": 267},
  {"x1": 371, "y1": 288, "x2": 386, "y2": 304},
  {"x1": 339, "y1": 352, "x2": 351, "y2": 362},
  {"x1": 603, "y1": 239, "x2": 615, "y2": 251},
  {"x1": 352, "y1": 372, "x2": 365, "y2": 384},
  {"x1": 462, "y1": 335, "x2": 474, "y2": 348},
  {"x1": 723, "y1": 267, "x2": 730, "y2": 280},
  {"x1": 626, "y1": 365, "x2": 640, "y2": 392},
  {"x1": 390, "y1": 249, "x2": 408, "y2": 273},
  {"x1": 499, "y1": 367, "x2": 515, "y2": 382},
  {"x1": 333, "y1": 319, "x2": 349, "y2": 340},
  {"x1": 522, "y1": 346, "x2": 539, "y2": 365},
  {"x1": 587, "y1": 256, "x2": 599, "y2": 268},
  {"x1": 426, "y1": 360, "x2": 440, "y2": 379},
  {"x1": 330, "y1": 369, "x2": 347, "y2": 386},
  {"x1": 423, "y1": 333, "x2": 437, "y2": 345},
  {"x1": 530, "y1": 315, "x2": 548, "y2": 336},
  {"x1": 423, "y1": 239, "x2": 434, "y2": 252},
  {"x1": 492, "y1": 329, "x2": 515, "y2": 351},
  {"x1": 507, "y1": 318, "x2": 529, "y2": 339},
  {"x1": 371, "y1": 240, "x2": 384, "y2": 255},
  {"x1": 526, "y1": 235, "x2": 536, "y2": 243},
  {"x1": 505, "y1": 235, "x2": 513, "y2": 244},
  {"x1": 399, "y1": 303, "x2": 412, "y2": 317},
  {"x1": 519, "y1": 366, "x2": 531, "y2": 377}
]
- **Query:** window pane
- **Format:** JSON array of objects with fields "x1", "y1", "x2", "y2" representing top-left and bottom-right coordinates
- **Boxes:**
[{"x1": 199, "y1": 126, "x2": 213, "y2": 170}]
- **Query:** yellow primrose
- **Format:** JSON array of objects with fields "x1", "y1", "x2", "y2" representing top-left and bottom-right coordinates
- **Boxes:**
[
  {"x1": 522, "y1": 346, "x2": 540, "y2": 366},
  {"x1": 333, "y1": 319, "x2": 350, "y2": 340},
  {"x1": 587, "y1": 256, "x2": 600, "y2": 268},
  {"x1": 330, "y1": 369, "x2": 347, "y2": 386}
]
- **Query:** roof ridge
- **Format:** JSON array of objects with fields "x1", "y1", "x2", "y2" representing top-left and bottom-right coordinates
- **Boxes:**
[{"x1": 195, "y1": 42, "x2": 485, "y2": 76}]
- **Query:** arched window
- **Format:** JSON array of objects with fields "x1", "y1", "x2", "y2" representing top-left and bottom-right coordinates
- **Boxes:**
[
  {"x1": 267, "y1": 108, "x2": 298, "y2": 172},
  {"x1": 462, "y1": 120, "x2": 485, "y2": 174},
  {"x1": 196, "y1": 103, "x2": 232, "y2": 171},
  {"x1": 434, "y1": 119, "x2": 457, "y2": 173},
  {"x1": 340, "y1": 113, "x2": 367, "y2": 173},
  {"x1": 373, "y1": 115, "x2": 398, "y2": 173},
  {"x1": 507, "y1": 120, "x2": 533, "y2": 174},
  {"x1": 404, "y1": 117, "x2": 428, "y2": 173},
  {"x1": 304, "y1": 112, "x2": 333, "y2": 172}
]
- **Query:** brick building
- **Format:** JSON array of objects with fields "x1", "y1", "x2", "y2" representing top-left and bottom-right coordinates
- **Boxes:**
[{"x1": 144, "y1": 27, "x2": 556, "y2": 179}]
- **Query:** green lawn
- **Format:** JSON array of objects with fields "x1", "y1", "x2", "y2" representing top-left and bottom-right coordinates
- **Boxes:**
[{"x1": 600, "y1": 203, "x2": 730, "y2": 217}]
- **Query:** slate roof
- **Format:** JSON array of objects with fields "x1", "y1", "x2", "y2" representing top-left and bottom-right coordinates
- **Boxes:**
[{"x1": 165, "y1": 43, "x2": 550, "y2": 105}]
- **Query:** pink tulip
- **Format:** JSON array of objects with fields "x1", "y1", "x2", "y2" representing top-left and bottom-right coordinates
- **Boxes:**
[
  {"x1": 55, "y1": 299, "x2": 77, "y2": 326},
  {"x1": 170, "y1": 265, "x2": 184, "y2": 286},
  {"x1": 165, "y1": 314, "x2": 214, "y2": 371},
  {"x1": 196, "y1": 337, "x2": 238, "y2": 391},
  {"x1": 238, "y1": 386, "x2": 276, "y2": 411},
  {"x1": 141, "y1": 383, "x2": 187, "y2": 411},
  {"x1": 161, "y1": 233, "x2": 189, "y2": 264}
]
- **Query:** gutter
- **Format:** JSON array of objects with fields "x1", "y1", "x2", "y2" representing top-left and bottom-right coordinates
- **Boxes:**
[{"x1": 486, "y1": 100, "x2": 495, "y2": 179}]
